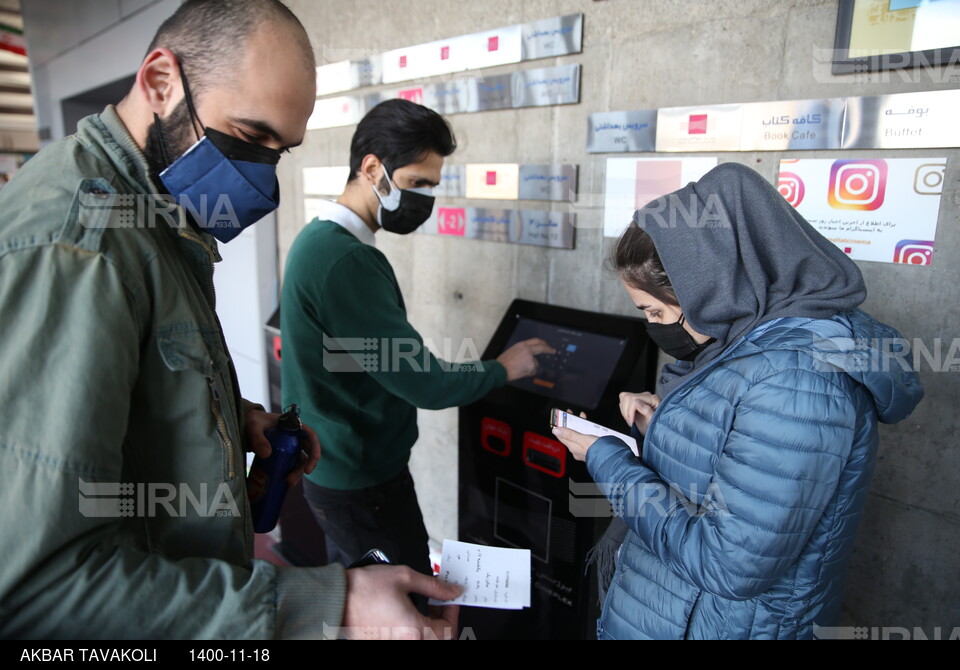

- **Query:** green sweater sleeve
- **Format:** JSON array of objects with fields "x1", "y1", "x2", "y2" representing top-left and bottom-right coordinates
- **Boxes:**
[{"x1": 316, "y1": 247, "x2": 507, "y2": 410}]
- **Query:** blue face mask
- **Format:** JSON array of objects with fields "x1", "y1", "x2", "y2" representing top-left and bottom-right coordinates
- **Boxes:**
[{"x1": 155, "y1": 66, "x2": 282, "y2": 244}]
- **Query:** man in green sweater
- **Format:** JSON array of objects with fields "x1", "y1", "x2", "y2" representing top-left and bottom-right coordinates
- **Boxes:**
[{"x1": 283, "y1": 99, "x2": 552, "y2": 576}]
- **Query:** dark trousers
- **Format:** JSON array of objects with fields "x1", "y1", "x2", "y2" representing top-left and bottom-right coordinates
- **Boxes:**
[{"x1": 302, "y1": 468, "x2": 433, "y2": 577}]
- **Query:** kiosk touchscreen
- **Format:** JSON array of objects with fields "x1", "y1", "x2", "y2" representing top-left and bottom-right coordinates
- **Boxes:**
[
  {"x1": 503, "y1": 317, "x2": 627, "y2": 409},
  {"x1": 458, "y1": 299, "x2": 657, "y2": 640}
]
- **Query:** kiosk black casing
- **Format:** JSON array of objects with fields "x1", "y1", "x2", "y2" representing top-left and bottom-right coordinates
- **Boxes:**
[{"x1": 458, "y1": 299, "x2": 657, "y2": 640}]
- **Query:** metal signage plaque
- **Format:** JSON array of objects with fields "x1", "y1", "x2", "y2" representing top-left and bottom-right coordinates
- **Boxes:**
[
  {"x1": 462, "y1": 164, "x2": 580, "y2": 201},
  {"x1": 426, "y1": 206, "x2": 575, "y2": 249},
  {"x1": 521, "y1": 14, "x2": 583, "y2": 60},
  {"x1": 517, "y1": 165, "x2": 578, "y2": 202},
  {"x1": 586, "y1": 110, "x2": 658, "y2": 153},
  {"x1": 474, "y1": 73, "x2": 514, "y2": 111},
  {"x1": 304, "y1": 164, "x2": 578, "y2": 202},
  {"x1": 842, "y1": 89, "x2": 960, "y2": 150},
  {"x1": 739, "y1": 98, "x2": 846, "y2": 151},
  {"x1": 307, "y1": 64, "x2": 581, "y2": 130},
  {"x1": 512, "y1": 64, "x2": 581, "y2": 108},
  {"x1": 427, "y1": 80, "x2": 471, "y2": 115},
  {"x1": 594, "y1": 90, "x2": 959, "y2": 154},
  {"x1": 435, "y1": 165, "x2": 466, "y2": 198},
  {"x1": 514, "y1": 209, "x2": 576, "y2": 248}
]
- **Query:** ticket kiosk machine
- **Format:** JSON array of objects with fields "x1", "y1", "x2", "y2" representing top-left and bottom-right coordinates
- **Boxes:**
[{"x1": 458, "y1": 299, "x2": 657, "y2": 640}]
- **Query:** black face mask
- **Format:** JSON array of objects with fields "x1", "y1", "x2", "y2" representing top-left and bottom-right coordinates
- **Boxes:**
[
  {"x1": 645, "y1": 313, "x2": 714, "y2": 362},
  {"x1": 372, "y1": 165, "x2": 436, "y2": 235}
]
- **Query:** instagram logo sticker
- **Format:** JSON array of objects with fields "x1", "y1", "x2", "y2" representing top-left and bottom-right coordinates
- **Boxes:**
[
  {"x1": 913, "y1": 163, "x2": 946, "y2": 195},
  {"x1": 894, "y1": 240, "x2": 935, "y2": 266},
  {"x1": 437, "y1": 207, "x2": 467, "y2": 236},
  {"x1": 778, "y1": 172, "x2": 805, "y2": 208},
  {"x1": 828, "y1": 160, "x2": 887, "y2": 211}
]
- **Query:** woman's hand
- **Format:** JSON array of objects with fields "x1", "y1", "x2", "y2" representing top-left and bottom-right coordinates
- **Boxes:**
[
  {"x1": 552, "y1": 425, "x2": 599, "y2": 462},
  {"x1": 619, "y1": 392, "x2": 661, "y2": 437}
]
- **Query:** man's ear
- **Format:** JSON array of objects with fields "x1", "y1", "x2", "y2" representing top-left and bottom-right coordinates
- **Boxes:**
[
  {"x1": 359, "y1": 154, "x2": 385, "y2": 192},
  {"x1": 137, "y1": 48, "x2": 182, "y2": 116}
]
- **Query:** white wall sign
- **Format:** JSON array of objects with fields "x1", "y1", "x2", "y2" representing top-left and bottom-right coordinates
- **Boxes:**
[
  {"x1": 603, "y1": 157, "x2": 718, "y2": 238},
  {"x1": 314, "y1": 14, "x2": 583, "y2": 95},
  {"x1": 655, "y1": 104, "x2": 743, "y2": 152}
]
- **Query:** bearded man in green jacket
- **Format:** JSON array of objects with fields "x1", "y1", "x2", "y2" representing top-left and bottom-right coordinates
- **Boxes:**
[{"x1": 0, "y1": 0, "x2": 458, "y2": 640}]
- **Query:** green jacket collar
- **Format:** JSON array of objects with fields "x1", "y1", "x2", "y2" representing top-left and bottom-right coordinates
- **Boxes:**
[
  {"x1": 84, "y1": 105, "x2": 158, "y2": 196},
  {"x1": 82, "y1": 105, "x2": 223, "y2": 263}
]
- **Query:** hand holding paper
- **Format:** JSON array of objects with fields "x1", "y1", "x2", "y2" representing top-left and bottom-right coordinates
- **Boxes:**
[
  {"x1": 553, "y1": 408, "x2": 639, "y2": 457},
  {"x1": 431, "y1": 540, "x2": 531, "y2": 610}
]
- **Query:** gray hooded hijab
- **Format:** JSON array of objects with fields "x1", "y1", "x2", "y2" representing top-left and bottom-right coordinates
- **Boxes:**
[{"x1": 633, "y1": 162, "x2": 868, "y2": 396}]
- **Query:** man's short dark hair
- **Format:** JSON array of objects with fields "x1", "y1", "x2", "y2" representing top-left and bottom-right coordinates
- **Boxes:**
[
  {"x1": 146, "y1": 0, "x2": 314, "y2": 101},
  {"x1": 348, "y1": 99, "x2": 457, "y2": 182}
]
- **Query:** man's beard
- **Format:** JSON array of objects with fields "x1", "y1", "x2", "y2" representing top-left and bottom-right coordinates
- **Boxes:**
[{"x1": 143, "y1": 99, "x2": 199, "y2": 189}]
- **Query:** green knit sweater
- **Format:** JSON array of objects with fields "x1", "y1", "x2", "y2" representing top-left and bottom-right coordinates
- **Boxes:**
[{"x1": 281, "y1": 220, "x2": 507, "y2": 489}]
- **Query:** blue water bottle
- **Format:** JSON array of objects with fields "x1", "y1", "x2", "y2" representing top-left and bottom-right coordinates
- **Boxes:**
[{"x1": 247, "y1": 404, "x2": 305, "y2": 533}]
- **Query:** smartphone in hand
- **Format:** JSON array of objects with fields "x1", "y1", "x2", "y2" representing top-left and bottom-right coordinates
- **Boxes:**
[
  {"x1": 349, "y1": 549, "x2": 393, "y2": 568},
  {"x1": 551, "y1": 408, "x2": 639, "y2": 457}
]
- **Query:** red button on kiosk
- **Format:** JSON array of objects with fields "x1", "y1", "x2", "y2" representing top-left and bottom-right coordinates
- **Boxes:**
[
  {"x1": 481, "y1": 417, "x2": 512, "y2": 457},
  {"x1": 522, "y1": 431, "x2": 565, "y2": 478}
]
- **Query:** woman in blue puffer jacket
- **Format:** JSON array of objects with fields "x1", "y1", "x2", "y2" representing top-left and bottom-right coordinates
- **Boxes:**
[{"x1": 553, "y1": 163, "x2": 924, "y2": 639}]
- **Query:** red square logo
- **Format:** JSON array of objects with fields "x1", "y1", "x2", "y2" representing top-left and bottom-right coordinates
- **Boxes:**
[
  {"x1": 844, "y1": 247, "x2": 852, "y2": 254},
  {"x1": 486, "y1": 171, "x2": 498, "y2": 186},
  {"x1": 488, "y1": 36, "x2": 499, "y2": 52},
  {"x1": 440, "y1": 46, "x2": 450, "y2": 61},
  {"x1": 438, "y1": 208, "x2": 467, "y2": 236},
  {"x1": 399, "y1": 55, "x2": 407, "y2": 69},
  {"x1": 398, "y1": 88, "x2": 424, "y2": 104},
  {"x1": 688, "y1": 114, "x2": 708, "y2": 134}
]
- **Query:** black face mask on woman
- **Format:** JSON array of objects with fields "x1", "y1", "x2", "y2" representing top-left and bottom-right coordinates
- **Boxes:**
[{"x1": 645, "y1": 313, "x2": 714, "y2": 362}]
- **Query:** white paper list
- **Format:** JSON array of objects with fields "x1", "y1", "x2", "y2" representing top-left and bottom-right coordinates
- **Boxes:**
[
  {"x1": 557, "y1": 411, "x2": 639, "y2": 457},
  {"x1": 431, "y1": 540, "x2": 531, "y2": 610}
]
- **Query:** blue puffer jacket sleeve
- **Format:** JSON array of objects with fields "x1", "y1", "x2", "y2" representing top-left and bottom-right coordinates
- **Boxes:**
[{"x1": 587, "y1": 366, "x2": 856, "y2": 601}]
